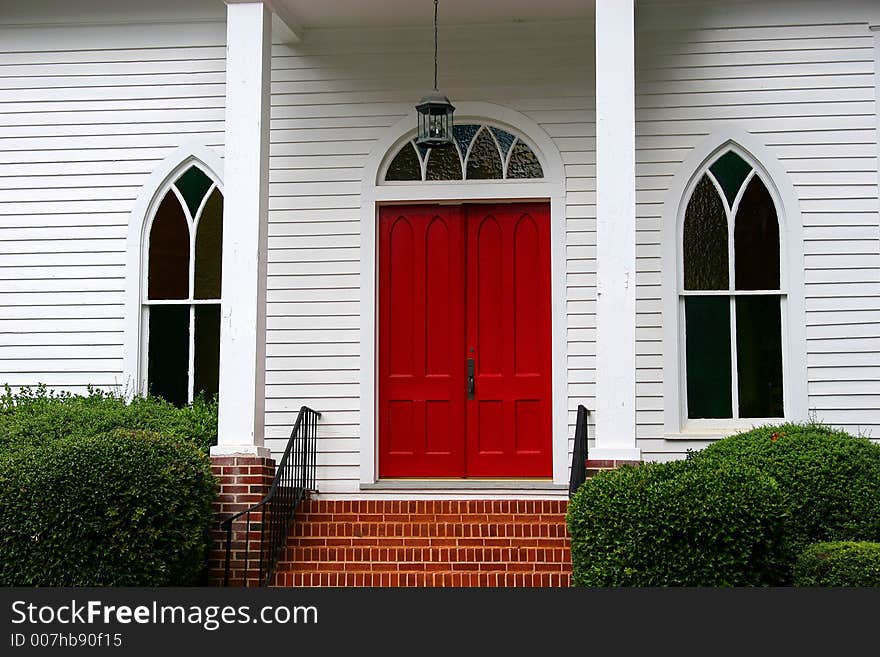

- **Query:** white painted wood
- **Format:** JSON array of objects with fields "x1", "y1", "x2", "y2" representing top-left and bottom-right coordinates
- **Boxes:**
[
  {"x1": 3, "y1": 1, "x2": 880, "y2": 493},
  {"x1": 593, "y1": 0, "x2": 640, "y2": 460},
  {"x1": 644, "y1": 8, "x2": 876, "y2": 447},
  {"x1": 874, "y1": 26, "x2": 880, "y2": 255},
  {"x1": 0, "y1": 17, "x2": 226, "y2": 396},
  {"x1": 212, "y1": 2, "x2": 272, "y2": 458}
]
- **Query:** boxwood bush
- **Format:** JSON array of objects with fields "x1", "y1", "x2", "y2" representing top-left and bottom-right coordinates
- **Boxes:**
[
  {"x1": 688, "y1": 423, "x2": 880, "y2": 576},
  {"x1": 0, "y1": 429, "x2": 217, "y2": 586},
  {"x1": 567, "y1": 458, "x2": 788, "y2": 586},
  {"x1": 0, "y1": 385, "x2": 217, "y2": 454},
  {"x1": 793, "y1": 542, "x2": 880, "y2": 587}
]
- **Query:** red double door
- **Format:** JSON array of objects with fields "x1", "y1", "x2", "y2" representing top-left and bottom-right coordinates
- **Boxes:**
[{"x1": 379, "y1": 203, "x2": 552, "y2": 478}]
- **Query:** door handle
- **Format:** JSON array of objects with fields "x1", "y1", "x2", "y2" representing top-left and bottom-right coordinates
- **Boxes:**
[{"x1": 466, "y1": 357, "x2": 475, "y2": 400}]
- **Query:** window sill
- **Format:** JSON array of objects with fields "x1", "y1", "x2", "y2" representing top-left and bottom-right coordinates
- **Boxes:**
[{"x1": 666, "y1": 419, "x2": 787, "y2": 441}]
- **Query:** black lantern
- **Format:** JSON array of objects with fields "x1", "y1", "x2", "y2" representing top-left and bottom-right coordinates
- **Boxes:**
[{"x1": 415, "y1": 0, "x2": 455, "y2": 149}]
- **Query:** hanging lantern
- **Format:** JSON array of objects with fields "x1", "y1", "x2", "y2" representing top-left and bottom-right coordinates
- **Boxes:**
[{"x1": 415, "y1": 0, "x2": 455, "y2": 149}]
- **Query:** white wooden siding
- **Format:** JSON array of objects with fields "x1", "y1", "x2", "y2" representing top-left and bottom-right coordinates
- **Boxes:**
[
  {"x1": 265, "y1": 22, "x2": 596, "y2": 491},
  {"x1": 0, "y1": 20, "x2": 227, "y2": 393},
  {"x1": 1, "y1": 1, "x2": 878, "y2": 493},
  {"x1": 635, "y1": 9, "x2": 880, "y2": 460}
]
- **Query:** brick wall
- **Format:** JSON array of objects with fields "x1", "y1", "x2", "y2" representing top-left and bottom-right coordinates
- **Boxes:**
[{"x1": 208, "y1": 456, "x2": 275, "y2": 586}]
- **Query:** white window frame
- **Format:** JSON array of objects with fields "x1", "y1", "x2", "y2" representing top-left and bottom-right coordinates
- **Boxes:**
[
  {"x1": 123, "y1": 143, "x2": 224, "y2": 398},
  {"x1": 661, "y1": 129, "x2": 808, "y2": 439}
]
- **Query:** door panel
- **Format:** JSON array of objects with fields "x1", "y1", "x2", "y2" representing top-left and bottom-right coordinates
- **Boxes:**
[
  {"x1": 378, "y1": 202, "x2": 551, "y2": 478},
  {"x1": 465, "y1": 204, "x2": 552, "y2": 477},
  {"x1": 379, "y1": 205, "x2": 466, "y2": 477}
]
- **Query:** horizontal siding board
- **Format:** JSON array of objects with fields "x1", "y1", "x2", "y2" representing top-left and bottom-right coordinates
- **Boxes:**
[
  {"x1": 634, "y1": 5, "x2": 880, "y2": 447},
  {"x1": 0, "y1": 20, "x2": 224, "y2": 393},
  {"x1": 2, "y1": 5, "x2": 878, "y2": 494}
]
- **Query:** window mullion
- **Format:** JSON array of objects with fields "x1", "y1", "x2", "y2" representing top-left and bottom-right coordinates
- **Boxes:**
[
  {"x1": 729, "y1": 295, "x2": 739, "y2": 420},
  {"x1": 726, "y1": 174, "x2": 737, "y2": 420},
  {"x1": 141, "y1": 305, "x2": 150, "y2": 396},
  {"x1": 188, "y1": 304, "x2": 195, "y2": 405}
]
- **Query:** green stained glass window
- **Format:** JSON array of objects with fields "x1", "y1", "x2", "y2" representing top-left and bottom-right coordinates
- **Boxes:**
[
  {"x1": 147, "y1": 305, "x2": 190, "y2": 407},
  {"x1": 194, "y1": 188, "x2": 223, "y2": 299},
  {"x1": 386, "y1": 142, "x2": 421, "y2": 181},
  {"x1": 736, "y1": 296, "x2": 784, "y2": 418},
  {"x1": 685, "y1": 296, "x2": 733, "y2": 419},
  {"x1": 383, "y1": 124, "x2": 543, "y2": 182},
  {"x1": 681, "y1": 149, "x2": 786, "y2": 423},
  {"x1": 453, "y1": 124, "x2": 480, "y2": 158},
  {"x1": 709, "y1": 151, "x2": 752, "y2": 209},
  {"x1": 426, "y1": 145, "x2": 463, "y2": 181},
  {"x1": 148, "y1": 193, "x2": 190, "y2": 300},
  {"x1": 144, "y1": 163, "x2": 223, "y2": 407},
  {"x1": 194, "y1": 304, "x2": 221, "y2": 400},
  {"x1": 506, "y1": 139, "x2": 543, "y2": 179},
  {"x1": 174, "y1": 165, "x2": 213, "y2": 218},
  {"x1": 466, "y1": 128, "x2": 503, "y2": 180},
  {"x1": 683, "y1": 175, "x2": 729, "y2": 290},
  {"x1": 490, "y1": 127, "x2": 516, "y2": 160},
  {"x1": 734, "y1": 176, "x2": 780, "y2": 291}
]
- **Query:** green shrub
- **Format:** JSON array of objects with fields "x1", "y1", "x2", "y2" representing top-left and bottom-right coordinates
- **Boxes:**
[
  {"x1": 0, "y1": 429, "x2": 217, "y2": 586},
  {"x1": 567, "y1": 459, "x2": 787, "y2": 586},
  {"x1": 688, "y1": 423, "x2": 880, "y2": 578},
  {"x1": 793, "y1": 542, "x2": 880, "y2": 587},
  {"x1": 0, "y1": 385, "x2": 218, "y2": 454}
]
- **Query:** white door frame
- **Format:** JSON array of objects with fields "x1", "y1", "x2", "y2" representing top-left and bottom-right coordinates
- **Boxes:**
[{"x1": 359, "y1": 101, "x2": 569, "y2": 485}]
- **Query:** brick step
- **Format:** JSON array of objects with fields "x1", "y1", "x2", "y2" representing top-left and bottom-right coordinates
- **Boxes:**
[
  {"x1": 280, "y1": 545, "x2": 570, "y2": 565},
  {"x1": 284, "y1": 562, "x2": 569, "y2": 574},
  {"x1": 275, "y1": 498, "x2": 572, "y2": 587},
  {"x1": 291, "y1": 523, "x2": 568, "y2": 539},
  {"x1": 296, "y1": 500, "x2": 569, "y2": 516},
  {"x1": 275, "y1": 571, "x2": 572, "y2": 588},
  {"x1": 290, "y1": 537, "x2": 571, "y2": 548}
]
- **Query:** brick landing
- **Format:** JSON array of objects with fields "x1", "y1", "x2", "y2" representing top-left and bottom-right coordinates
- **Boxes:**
[{"x1": 274, "y1": 499, "x2": 571, "y2": 587}]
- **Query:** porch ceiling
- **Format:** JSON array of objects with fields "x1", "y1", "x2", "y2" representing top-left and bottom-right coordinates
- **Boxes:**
[{"x1": 276, "y1": 0, "x2": 595, "y2": 30}]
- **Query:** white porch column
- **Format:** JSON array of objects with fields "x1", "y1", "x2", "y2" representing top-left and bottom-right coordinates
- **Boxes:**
[
  {"x1": 593, "y1": 0, "x2": 640, "y2": 461},
  {"x1": 211, "y1": 1, "x2": 272, "y2": 458}
]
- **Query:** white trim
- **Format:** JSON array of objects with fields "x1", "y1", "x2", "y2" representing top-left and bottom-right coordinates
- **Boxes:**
[
  {"x1": 593, "y1": 0, "x2": 638, "y2": 461},
  {"x1": 123, "y1": 142, "x2": 224, "y2": 399},
  {"x1": 360, "y1": 101, "x2": 568, "y2": 486},
  {"x1": 215, "y1": 1, "x2": 272, "y2": 456},
  {"x1": 873, "y1": 26, "x2": 880, "y2": 251},
  {"x1": 660, "y1": 127, "x2": 808, "y2": 437}
]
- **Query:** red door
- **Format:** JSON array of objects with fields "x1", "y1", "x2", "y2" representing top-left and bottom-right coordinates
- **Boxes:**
[{"x1": 378, "y1": 203, "x2": 551, "y2": 478}]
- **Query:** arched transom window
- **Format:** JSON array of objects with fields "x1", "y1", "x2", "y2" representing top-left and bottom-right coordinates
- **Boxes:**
[
  {"x1": 681, "y1": 150, "x2": 784, "y2": 420},
  {"x1": 143, "y1": 164, "x2": 223, "y2": 406},
  {"x1": 384, "y1": 123, "x2": 544, "y2": 182}
]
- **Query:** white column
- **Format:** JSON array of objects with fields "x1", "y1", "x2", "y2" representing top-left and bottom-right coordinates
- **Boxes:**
[
  {"x1": 593, "y1": 0, "x2": 640, "y2": 460},
  {"x1": 212, "y1": 1, "x2": 272, "y2": 458}
]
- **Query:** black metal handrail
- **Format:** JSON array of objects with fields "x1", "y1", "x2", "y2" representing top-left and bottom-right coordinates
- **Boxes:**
[
  {"x1": 568, "y1": 405, "x2": 589, "y2": 497},
  {"x1": 221, "y1": 406, "x2": 321, "y2": 587}
]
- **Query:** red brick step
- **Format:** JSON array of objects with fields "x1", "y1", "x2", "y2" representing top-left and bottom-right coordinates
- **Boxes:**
[{"x1": 274, "y1": 499, "x2": 572, "y2": 587}]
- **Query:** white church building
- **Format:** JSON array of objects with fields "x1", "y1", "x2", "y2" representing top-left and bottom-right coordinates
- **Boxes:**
[{"x1": 2, "y1": 0, "x2": 879, "y2": 585}]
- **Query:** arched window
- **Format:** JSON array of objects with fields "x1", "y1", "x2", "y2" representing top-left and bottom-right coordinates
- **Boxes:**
[
  {"x1": 143, "y1": 164, "x2": 223, "y2": 406},
  {"x1": 681, "y1": 150, "x2": 784, "y2": 420},
  {"x1": 384, "y1": 124, "x2": 544, "y2": 182}
]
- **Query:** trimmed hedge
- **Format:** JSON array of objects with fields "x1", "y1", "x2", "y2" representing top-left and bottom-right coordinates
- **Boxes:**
[
  {"x1": 688, "y1": 423, "x2": 880, "y2": 575},
  {"x1": 0, "y1": 385, "x2": 218, "y2": 454},
  {"x1": 0, "y1": 429, "x2": 217, "y2": 586},
  {"x1": 793, "y1": 542, "x2": 880, "y2": 587},
  {"x1": 567, "y1": 458, "x2": 788, "y2": 586}
]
